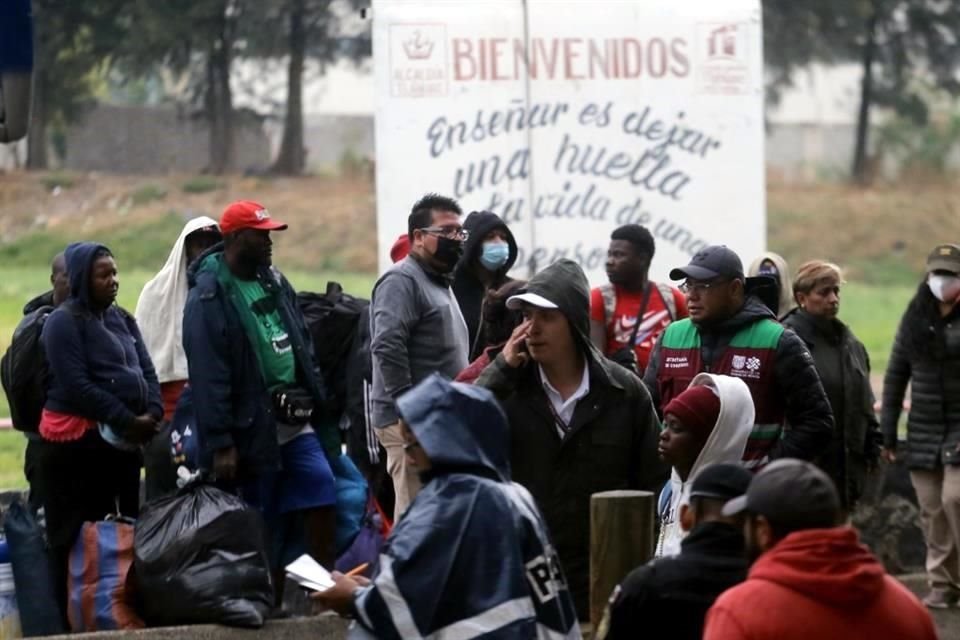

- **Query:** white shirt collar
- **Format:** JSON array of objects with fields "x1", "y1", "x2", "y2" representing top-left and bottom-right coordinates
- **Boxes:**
[{"x1": 539, "y1": 361, "x2": 591, "y2": 434}]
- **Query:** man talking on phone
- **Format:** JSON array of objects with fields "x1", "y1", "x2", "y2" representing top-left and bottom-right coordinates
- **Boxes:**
[{"x1": 477, "y1": 259, "x2": 666, "y2": 621}]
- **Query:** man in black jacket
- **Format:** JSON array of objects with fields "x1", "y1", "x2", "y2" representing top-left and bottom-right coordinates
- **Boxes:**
[
  {"x1": 597, "y1": 463, "x2": 752, "y2": 640},
  {"x1": 643, "y1": 245, "x2": 832, "y2": 469},
  {"x1": 477, "y1": 258, "x2": 665, "y2": 620}
]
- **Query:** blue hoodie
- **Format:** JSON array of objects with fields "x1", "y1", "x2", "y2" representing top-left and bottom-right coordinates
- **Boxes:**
[
  {"x1": 351, "y1": 374, "x2": 581, "y2": 639},
  {"x1": 41, "y1": 242, "x2": 162, "y2": 430}
]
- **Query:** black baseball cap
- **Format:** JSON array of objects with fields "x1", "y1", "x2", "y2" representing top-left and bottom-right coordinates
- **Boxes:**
[
  {"x1": 670, "y1": 245, "x2": 745, "y2": 281},
  {"x1": 689, "y1": 463, "x2": 753, "y2": 502},
  {"x1": 926, "y1": 244, "x2": 960, "y2": 275},
  {"x1": 722, "y1": 458, "x2": 841, "y2": 529}
]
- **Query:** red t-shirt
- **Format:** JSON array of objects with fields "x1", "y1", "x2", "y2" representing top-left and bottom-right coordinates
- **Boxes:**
[{"x1": 590, "y1": 283, "x2": 688, "y2": 371}]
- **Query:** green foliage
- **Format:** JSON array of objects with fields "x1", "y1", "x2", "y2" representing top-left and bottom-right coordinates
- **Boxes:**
[
  {"x1": 877, "y1": 112, "x2": 960, "y2": 176},
  {"x1": 40, "y1": 173, "x2": 76, "y2": 191},
  {"x1": 130, "y1": 184, "x2": 169, "y2": 206},
  {"x1": 181, "y1": 176, "x2": 225, "y2": 194}
]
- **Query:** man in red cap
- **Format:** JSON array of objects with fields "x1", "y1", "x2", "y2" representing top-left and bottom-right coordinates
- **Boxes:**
[{"x1": 182, "y1": 200, "x2": 338, "y2": 604}]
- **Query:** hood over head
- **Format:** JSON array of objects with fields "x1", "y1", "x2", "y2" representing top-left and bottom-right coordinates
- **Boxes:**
[
  {"x1": 658, "y1": 373, "x2": 754, "y2": 557},
  {"x1": 507, "y1": 259, "x2": 597, "y2": 357},
  {"x1": 135, "y1": 216, "x2": 219, "y2": 383},
  {"x1": 748, "y1": 252, "x2": 797, "y2": 318},
  {"x1": 751, "y1": 527, "x2": 886, "y2": 608},
  {"x1": 459, "y1": 210, "x2": 517, "y2": 273},
  {"x1": 396, "y1": 373, "x2": 510, "y2": 480},
  {"x1": 64, "y1": 241, "x2": 112, "y2": 310}
]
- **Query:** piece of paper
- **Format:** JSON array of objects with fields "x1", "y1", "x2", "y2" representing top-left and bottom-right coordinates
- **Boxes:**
[{"x1": 285, "y1": 554, "x2": 335, "y2": 591}]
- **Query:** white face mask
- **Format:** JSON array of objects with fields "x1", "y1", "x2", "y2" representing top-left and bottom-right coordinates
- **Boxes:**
[{"x1": 928, "y1": 273, "x2": 960, "y2": 302}]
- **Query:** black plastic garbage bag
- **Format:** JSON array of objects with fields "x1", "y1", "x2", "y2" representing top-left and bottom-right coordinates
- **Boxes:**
[
  {"x1": 134, "y1": 484, "x2": 273, "y2": 628},
  {"x1": 3, "y1": 501, "x2": 66, "y2": 637}
]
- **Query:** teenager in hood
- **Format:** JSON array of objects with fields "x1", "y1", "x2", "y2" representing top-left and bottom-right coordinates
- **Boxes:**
[
  {"x1": 655, "y1": 373, "x2": 754, "y2": 557},
  {"x1": 135, "y1": 216, "x2": 220, "y2": 499},
  {"x1": 452, "y1": 210, "x2": 518, "y2": 359},
  {"x1": 37, "y1": 242, "x2": 163, "y2": 619},
  {"x1": 477, "y1": 258, "x2": 665, "y2": 619},
  {"x1": 704, "y1": 459, "x2": 937, "y2": 640},
  {"x1": 747, "y1": 251, "x2": 796, "y2": 319},
  {"x1": 313, "y1": 374, "x2": 580, "y2": 639}
]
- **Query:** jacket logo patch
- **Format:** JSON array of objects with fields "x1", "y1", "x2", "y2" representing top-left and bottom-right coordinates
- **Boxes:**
[
  {"x1": 525, "y1": 552, "x2": 566, "y2": 604},
  {"x1": 664, "y1": 355, "x2": 689, "y2": 370},
  {"x1": 730, "y1": 354, "x2": 762, "y2": 379}
]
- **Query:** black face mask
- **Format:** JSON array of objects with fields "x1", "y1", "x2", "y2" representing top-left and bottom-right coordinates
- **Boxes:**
[{"x1": 432, "y1": 236, "x2": 463, "y2": 272}]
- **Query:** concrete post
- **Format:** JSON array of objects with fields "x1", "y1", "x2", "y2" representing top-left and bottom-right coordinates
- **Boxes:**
[{"x1": 589, "y1": 490, "x2": 656, "y2": 630}]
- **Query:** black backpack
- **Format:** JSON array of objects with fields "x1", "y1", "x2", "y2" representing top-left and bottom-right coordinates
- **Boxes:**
[
  {"x1": 297, "y1": 283, "x2": 370, "y2": 419},
  {"x1": 1, "y1": 306, "x2": 53, "y2": 433}
]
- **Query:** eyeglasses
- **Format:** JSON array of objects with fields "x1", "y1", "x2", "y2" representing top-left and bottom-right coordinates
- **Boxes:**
[
  {"x1": 679, "y1": 279, "x2": 727, "y2": 294},
  {"x1": 421, "y1": 226, "x2": 468, "y2": 241}
]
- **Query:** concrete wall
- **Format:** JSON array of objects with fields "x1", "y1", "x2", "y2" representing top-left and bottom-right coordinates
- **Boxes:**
[{"x1": 63, "y1": 105, "x2": 272, "y2": 174}]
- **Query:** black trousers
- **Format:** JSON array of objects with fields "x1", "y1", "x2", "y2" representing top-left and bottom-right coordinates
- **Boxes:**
[{"x1": 36, "y1": 429, "x2": 141, "y2": 621}]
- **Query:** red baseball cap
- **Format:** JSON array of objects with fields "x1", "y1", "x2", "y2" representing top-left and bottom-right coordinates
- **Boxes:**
[{"x1": 219, "y1": 200, "x2": 288, "y2": 235}]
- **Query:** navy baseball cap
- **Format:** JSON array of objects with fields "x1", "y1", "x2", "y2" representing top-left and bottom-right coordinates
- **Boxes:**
[
  {"x1": 689, "y1": 463, "x2": 753, "y2": 502},
  {"x1": 670, "y1": 245, "x2": 745, "y2": 282},
  {"x1": 722, "y1": 458, "x2": 841, "y2": 529}
]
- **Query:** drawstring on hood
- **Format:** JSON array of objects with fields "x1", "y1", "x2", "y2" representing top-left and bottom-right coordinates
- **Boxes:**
[
  {"x1": 657, "y1": 373, "x2": 755, "y2": 557},
  {"x1": 396, "y1": 373, "x2": 509, "y2": 481}
]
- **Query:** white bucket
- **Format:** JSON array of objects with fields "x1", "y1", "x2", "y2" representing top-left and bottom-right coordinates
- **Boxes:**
[{"x1": 0, "y1": 563, "x2": 21, "y2": 639}]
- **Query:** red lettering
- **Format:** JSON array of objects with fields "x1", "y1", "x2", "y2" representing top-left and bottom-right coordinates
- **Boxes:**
[
  {"x1": 610, "y1": 39, "x2": 620, "y2": 78},
  {"x1": 588, "y1": 39, "x2": 609, "y2": 79},
  {"x1": 534, "y1": 38, "x2": 560, "y2": 79},
  {"x1": 514, "y1": 38, "x2": 528, "y2": 79},
  {"x1": 670, "y1": 38, "x2": 690, "y2": 76},
  {"x1": 490, "y1": 38, "x2": 508, "y2": 80},
  {"x1": 648, "y1": 38, "x2": 667, "y2": 78},
  {"x1": 478, "y1": 38, "x2": 488, "y2": 80},
  {"x1": 564, "y1": 38, "x2": 583, "y2": 80},
  {"x1": 453, "y1": 39, "x2": 475, "y2": 81},
  {"x1": 623, "y1": 38, "x2": 643, "y2": 78}
]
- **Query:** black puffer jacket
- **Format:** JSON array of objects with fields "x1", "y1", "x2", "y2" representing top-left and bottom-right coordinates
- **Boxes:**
[
  {"x1": 783, "y1": 308, "x2": 881, "y2": 508},
  {"x1": 453, "y1": 211, "x2": 517, "y2": 359},
  {"x1": 643, "y1": 296, "x2": 834, "y2": 462},
  {"x1": 882, "y1": 285, "x2": 960, "y2": 470},
  {"x1": 476, "y1": 259, "x2": 665, "y2": 620}
]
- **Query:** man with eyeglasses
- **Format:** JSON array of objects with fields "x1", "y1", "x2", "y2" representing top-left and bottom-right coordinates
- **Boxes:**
[
  {"x1": 370, "y1": 193, "x2": 471, "y2": 519},
  {"x1": 642, "y1": 245, "x2": 833, "y2": 470}
]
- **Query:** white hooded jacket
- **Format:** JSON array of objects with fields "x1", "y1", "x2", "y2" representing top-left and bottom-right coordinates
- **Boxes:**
[
  {"x1": 655, "y1": 373, "x2": 755, "y2": 557},
  {"x1": 134, "y1": 216, "x2": 219, "y2": 384}
]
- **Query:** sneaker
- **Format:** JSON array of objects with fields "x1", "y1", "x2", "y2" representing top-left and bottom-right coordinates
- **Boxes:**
[{"x1": 922, "y1": 589, "x2": 958, "y2": 609}]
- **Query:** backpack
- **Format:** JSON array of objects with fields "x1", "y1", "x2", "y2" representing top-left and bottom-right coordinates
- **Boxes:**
[
  {"x1": 1, "y1": 306, "x2": 52, "y2": 433},
  {"x1": 599, "y1": 281, "x2": 677, "y2": 328},
  {"x1": 297, "y1": 283, "x2": 370, "y2": 420}
]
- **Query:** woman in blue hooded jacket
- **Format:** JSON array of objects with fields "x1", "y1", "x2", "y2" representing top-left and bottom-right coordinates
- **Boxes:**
[{"x1": 36, "y1": 242, "x2": 163, "y2": 618}]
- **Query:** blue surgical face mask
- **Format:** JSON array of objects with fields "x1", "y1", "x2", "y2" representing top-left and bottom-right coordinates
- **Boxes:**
[{"x1": 479, "y1": 241, "x2": 510, "y2": 271}]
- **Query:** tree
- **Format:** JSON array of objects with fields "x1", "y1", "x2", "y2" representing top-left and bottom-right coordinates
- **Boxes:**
[
  {"x1": 243, "y1": 0, "x2": 370, "y2": 175},
  {"x1": 27, "y1": 0, "x2": 130, "y2": 169},
  {"x1": 763, "y1": 1, "x2": 960, "y2": 184},
  {"x1": 124, "y1": 0, "x2": 248, "y2": 174}
]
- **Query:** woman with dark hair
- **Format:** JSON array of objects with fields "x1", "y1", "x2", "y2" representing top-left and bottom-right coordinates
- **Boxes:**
[
  {"x1": 455, "y1": 279, "x2": 526, "y2": 384},
  {"x1": 882, "y1": 244, "x2": 960, "y2": 609},
  {"x1": 37, "y1": 242, "x2": 163, "y2": 617},
  {"x1": 782, "y1": 260, "x2": 880, "y2": 514}
]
